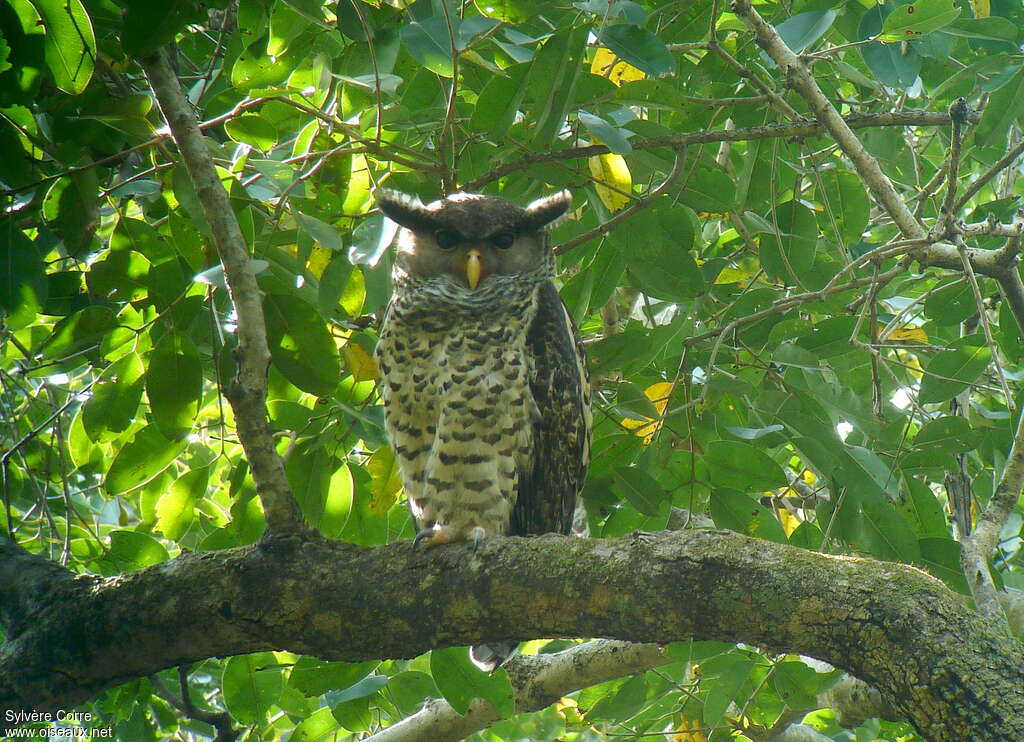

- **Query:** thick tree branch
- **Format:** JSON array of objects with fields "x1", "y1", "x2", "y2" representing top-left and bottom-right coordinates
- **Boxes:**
[
  {"x1": 139, "y1": 49, "x2": 304, "y2": 534},
  {"x1": 1, "y1": 530, "x2": 1022, "y2": 741}
]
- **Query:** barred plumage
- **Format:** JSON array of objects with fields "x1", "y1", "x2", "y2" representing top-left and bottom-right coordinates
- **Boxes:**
[{"x1": 374, "y1": 189, "x2": 591, "y2": 666}]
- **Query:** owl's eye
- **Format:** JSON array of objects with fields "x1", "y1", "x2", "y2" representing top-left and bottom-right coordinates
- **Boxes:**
[
  {"x1": 491, "y1": 231, "x2": 516, "y2": 250},
  {"x1": 434, "y1": 230, "x2": 461, "y2": 250}
]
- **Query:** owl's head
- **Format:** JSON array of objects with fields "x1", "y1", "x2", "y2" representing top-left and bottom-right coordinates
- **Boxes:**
[{"x1": 375, "y1": 189, "x2": 571, "y2": 293}]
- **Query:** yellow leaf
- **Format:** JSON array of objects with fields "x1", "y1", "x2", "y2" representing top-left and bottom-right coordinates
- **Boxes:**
[
  {"x1": 888, "y1": 325, "x2": 929, "y2": 343},
  {"x1": 777, "y1": 507, "x2": 800, "y2": 536},
  {"x1": 588, "y1": 153, "x2": 632, "y2": 212},
  {"x1": 307, "y1": 244, "x2": 332, "y2": 279},
  {"x1": 367, "y1": 446, "x2": 402, "y2": 516},
  {"x1": 714, "y1": 266, "x2": 754, "y2": 285},
  {"x1": 590, "y1": 46, "x2": 645, "y2": 86},
  {"x1": 673, "y1": 716, "x2": 708, "y2": 741},
  {"x1": 621, "y1": 381, "x2": 673, "y2": 445},
  {"x1": 342, "y1": 342, "x2": 378, "y2": 381},
  {"x1": 970, "y1": 0, "x2": 990, "y2": 18}
]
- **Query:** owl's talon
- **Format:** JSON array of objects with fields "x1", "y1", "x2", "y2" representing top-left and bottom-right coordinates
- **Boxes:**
[{"x1": 412, "y1": 528, "x2": 435, "y2": 550}]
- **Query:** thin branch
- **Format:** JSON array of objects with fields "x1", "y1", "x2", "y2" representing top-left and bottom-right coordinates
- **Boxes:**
[
  {"x1": 149, "y1": 670, "x2": 239, "y2": 742},
  {"x1": 140, "y1": 49, "x2": 305, "y2": 534},
  {"x1": 365, "y1": 641, "x2": 668, "y2": 742},
  {"x1": 463, "y1": 112, "x2": 959, "y2": 192},
  {"x1": 954, "y1": 136, "x2": 1024, "y2": 213},
  {"x1": 940, "y1": 98, "x2": 970, "y2": 225},
  {"x1": 555, "y1": 151, "x2": 686, "y2": 255}
]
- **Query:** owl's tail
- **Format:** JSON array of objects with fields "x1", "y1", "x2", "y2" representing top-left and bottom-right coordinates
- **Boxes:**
[{"x1": 470, "y1": 642, "x2": 517, "y2": 672}]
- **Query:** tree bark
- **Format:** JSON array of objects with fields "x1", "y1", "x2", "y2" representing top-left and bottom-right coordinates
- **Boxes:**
[{"x1": 1, "y1": 530, "x2": 1022, "y2": 740}]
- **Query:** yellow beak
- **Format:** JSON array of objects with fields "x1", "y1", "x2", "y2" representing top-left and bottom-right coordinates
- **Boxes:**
[{"x1": 465, "y1": 248, "x2": 482, "y2": 290}]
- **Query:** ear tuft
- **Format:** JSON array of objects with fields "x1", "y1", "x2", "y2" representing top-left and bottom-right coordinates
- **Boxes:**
[
  {"x1": 523, "y1": 190, "x2": 572, "y2": 231},
  {"x1": 375, "y1": 189, "x2": 436, "y2": 232}
]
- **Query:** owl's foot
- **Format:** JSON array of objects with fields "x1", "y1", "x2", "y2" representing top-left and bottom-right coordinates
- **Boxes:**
[{"x1": 412, "y1": 525, "x2": 488, "y2": 550}]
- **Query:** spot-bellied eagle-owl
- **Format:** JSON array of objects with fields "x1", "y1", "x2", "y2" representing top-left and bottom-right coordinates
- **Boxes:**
[{"x1": 374, "y1": 189, "x2": 592, "y2": 667}]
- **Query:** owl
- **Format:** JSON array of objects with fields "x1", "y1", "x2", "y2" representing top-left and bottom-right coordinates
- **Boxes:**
[{"x1": 374, "y1": 190, "x2": 591, "y2": 556}]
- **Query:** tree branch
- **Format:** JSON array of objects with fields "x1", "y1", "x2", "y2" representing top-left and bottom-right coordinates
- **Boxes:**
[
  {"x1": 139, "y1": 49, "x2": 304, "y2": 534},
  {"x1": 1, "y1": 530, "x2": 1022, "y2": 741},
  {"x1": 366, "y1": 641, "x2": 668, "y2": 742},
  {"x1": 462, "y1": 112, "x2": 960, "y2": 192},
  {"x1": 731, "y1": 0, "x2": 924, "y2": 239}
]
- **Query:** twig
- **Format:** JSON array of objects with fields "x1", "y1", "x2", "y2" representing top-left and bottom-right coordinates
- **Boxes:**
[
  {"x1": 149, "y1": 669, "x2": 239, "y2": 742},
  {"x1": 940, "y1": 99, "x2": 970, "y2": 227},
  {"x1": 555, "y1": 151, "x2": 686, "y2": 255},
  {"x1": 956, "y1": 238, "x2": 1013, "y2": 410},
  {"x1": 954, "y1": 137, "x2": 1024, "y2": 213}
]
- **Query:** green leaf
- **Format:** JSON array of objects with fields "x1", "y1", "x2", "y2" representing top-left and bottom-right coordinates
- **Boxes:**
[
  {"x1": 290, "y1": 658, "x2": 378, "y2": 697},
  {"x1": 42, "y1": 169, "x2": 99, "y2": 257},
  {"x1": 429, "y1": 647, "x2": 514, "y2": 716},
  {"x1": 760, "y1": 201, "x2": 817, "y2": 285},
  {"x1": 224, "y1": 114, "x2": 279, "y2": 151},
  {"x1": 29, "y1": 0, "x2": 95, "y2": 94},
  {"x1": 774, "y1": 10, "x2": 837, "y2": 54},
  {"x1": 816, "y1": 169, "x2": 869, "y2": 244},
  {"x1": 610, "y1": 466, "x2": 667, "y2": 516},
  {"x1": 581, "y1": 675, "x2": 648, "y2": 720},
  {"x1": 287, "y1": 439, "x2": 344, "y2": 531},
  {"x1": 705, "y1": 441, "x2": 787, "y2": 492},
  {"x1": 122, "y1": 0, "x2": 202, "y2": 57},
  {"x1": 94, "y1": 530, "x2": 169, "y2": 574},
  {"x1": 859, "y1": 6, "x2": 920, "y2": 89},
  {"x1": 155, "y1": 466, "x2": 208, "y2": 540},
  {"x1": 222, "y1": 653, "x2": 285, "y2": 725},
  {"x1": 772, "y1": 660, "x2": 820, "y2": 710},
  {"x1": 878, "y1": 0, "x2": 961, "y2": 43},
  {"x1": 105, "y1": 424, "x2": 188, "y2": 496},
  {"x1": 702, "y1": 654, "x2": 756, "y2": 726},
  {"x1": 598, "y1": 24, "x2": 673, "y2": 77},
  {"x1": 264, "y1": 294, "x2": 341, "y2": 397},
  {"x1": 469, "y1": 63, "x2": 529, "y2": 134},
  {"x1": 914, "y1": 417, "x2": 981, "y2": 455},
  {"x1": 288, "y1": 708, "x2": 340, "y2": 742},
  {"x1": 918, "y1": 334, "x2": 992, "y2": 404},
  {"x1": 296, "y1": 213, "x2": 344, "y2": 252},
  {"x1": 859, "y1": 492, "x2": 921, "y2": 562},
  {"x1": 710, "y1": 489, "x2": 788, "y2": 544},
  {"x1": 527, "y1": 25, "x2": 588, "y2": 147},
  {"x1": 146, "y1": 331, "x2": 203, "y2": 441},
  {"x1": 35, "y1": 305, "x2": 119, "y2": 362},
  {"x1": 899, "y1": 476, "x2": 950, "y2": 539},
  {"x1": 619, "y1": 209, "x2": 700, "y2": 302},
  {"x1": 0, "y1": 217, "x2": 46, "y2": 329},
  {"x1": 268, "y1": 0, "x2": 310, "y2": 57},
  {"x1": 976, "y1": 66, "x2": 1024, "y2": 146},
  {"x1": 944, "y1": 17, "x2": 1019, "y2": 43},
  {"x1": 83, "y1": 352, "x2": 145, "y2": 441},
  {"x1": 400, "y1": 17, "x2": 454, "y2": 77},
  {"x1": 917, "y1": 537, "x2": 969, "y2": 593},
  {"x1": 387, "y1": 671, "x2": 438, "y2": 716},
  {"x1": 923, "y1": 280, "x2": 976, "y2": 325},
  {"x1": 578, "y1": 111, "x2": 632, "y2": 154}
]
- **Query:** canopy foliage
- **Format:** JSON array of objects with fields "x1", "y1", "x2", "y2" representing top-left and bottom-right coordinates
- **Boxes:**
[{"x1": 2, "y1": 0, "x2": 1024, "y2": 740}]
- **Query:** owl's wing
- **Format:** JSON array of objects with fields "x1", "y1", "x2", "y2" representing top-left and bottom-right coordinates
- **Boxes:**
[{"x1": 510, "y1": 281, "x2": 591, "y2": 536}]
